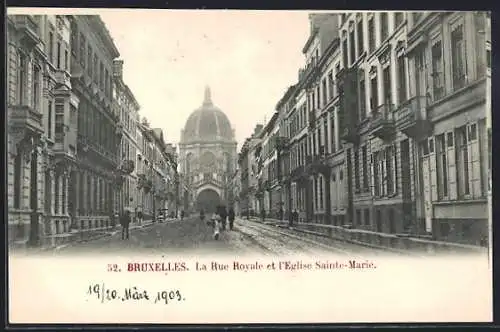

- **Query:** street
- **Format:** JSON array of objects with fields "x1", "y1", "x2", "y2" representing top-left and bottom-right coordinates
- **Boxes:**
[{"x1": 38, "y1": 215, "x2": 394, "y2": 257}]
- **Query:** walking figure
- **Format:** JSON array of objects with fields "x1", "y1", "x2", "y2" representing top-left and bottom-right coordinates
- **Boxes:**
[
  {"x1": 200, "y1": 209, "x2": 205, "y2": 222},
  {"x1": 228, "y1": 207, "x2": 235, "y2": 230},
  {"x1": 211, "y1": 211, "x2": 221, "y2": 240},
  {"x1": 180, "y1": 210, "x2": 185, "y2": 221},
  {"x1": 137, "y1": 210, "x2": 143, "y2": 225},
  {"x1": 121, "y1": 210, "x2": 131, "y2": 240},
  {"x1": 219, "y1": 205, "x2": 228, "y2": 231}
]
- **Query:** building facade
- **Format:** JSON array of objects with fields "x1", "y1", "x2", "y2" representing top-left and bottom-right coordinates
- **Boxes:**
[
  {"x1": 178, "y1": 87, "x2": 237, "y2": 214},
  {"x1": 238, "y1": 11, "x2": 491, "y2": 247},
  {"x1": 69, "y1": 15, "x2": 122, "y2": 231},
  {"x1": 403, "y1": 12, "x2": 490, "y2": 245},
  {"x1": 112, "y1": 59, "x2": 140, "y2": 215},
  {"x1": 7, "y1": 15, "x2": 80, "y2": 246},
  {"x1": 8, "y1": 14, "x2": 178, "y2": 247},
  {"x1": 135, "y1": 124, "x2": 178, "y2": 220},
  {"x1": 237, "y1": 124, "x2": 263, "y2": 217}
]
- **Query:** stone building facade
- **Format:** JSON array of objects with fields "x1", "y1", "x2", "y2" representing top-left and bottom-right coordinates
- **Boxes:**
[
  {"x1": 69, "y1": 15, "x2": 122, "y2": 230},
  {"x1": 135, "y1": 126, "x2": 177, "y2": 220},
  {"x1": 238, "y1": 11, "x2": 491, "y2": 247},
  {"x1": 7, "y1": 15, "x2": 79, "y2": 246},
  {"x1": 7, "y1": 14, "x2": 178, "y2": 247},
  {"x1": 112, "y1": 59, "x2": 140, "y2": 214},
  {"x1": 237, "y1": 124, "x2": 263, "y2": 216}
]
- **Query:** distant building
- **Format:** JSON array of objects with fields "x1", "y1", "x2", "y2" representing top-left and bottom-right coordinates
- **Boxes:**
[
  {"x1": 112, "y1": 59, "x2": 140, "y2": 215},
  {"x1": 237, "y1": 124, "x2": 263, "y2": 216},
  {"x1": 178, "y1": 87, "x2": 237, "y2": 214}
]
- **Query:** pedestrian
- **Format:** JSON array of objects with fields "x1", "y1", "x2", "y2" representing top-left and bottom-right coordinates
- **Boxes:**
[
  {"x1": 200, "y1": 208, "x2": 205, "y2": 222},
  {"x1": 279, "y1": 207, "x2": 284, "y2": 221},
  {"x1": 211, "y1": 210, "x2": 221, "y2": 240},
  {"x1": 120, "y1": 209, "x2": 131, "y2": 240},
  {"x1": 137, "y1": 210, "x2": 143, "y2": 225},
  {"x1": 228, "y1": 207, "x2": 235, "y2": 231},
  {"x1": 261, "y1": 208, "x2": 266, "y2": 222},
  {"x1": 220, "y1": 205, "x2": 228, "y2": 231},
  {"x1": 181, "y1": 210, "x2": 185, "y2": 221}
]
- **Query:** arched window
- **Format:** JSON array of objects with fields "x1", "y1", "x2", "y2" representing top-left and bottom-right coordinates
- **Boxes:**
[{"x1": 185, "y1": 153, "x2": 193, "y2": 174}]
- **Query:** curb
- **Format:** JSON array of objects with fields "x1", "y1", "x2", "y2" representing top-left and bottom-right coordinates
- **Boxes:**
[{"x1": 51, "y1": 222, "x2": 157, "y2": 251}]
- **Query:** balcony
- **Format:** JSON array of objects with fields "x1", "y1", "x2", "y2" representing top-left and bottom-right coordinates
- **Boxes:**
[
  {"x1": 9, "y1": 105, "x2": 43, "y2": 134},
  {"x1": 275, "y1": 136, "x2": 289, "y2": 152},
  {"x1": 15, "y1": 16, "x2": 40, "y2": 48},
  {"x1": 370, "y1": 104, "x2": 395, "y2": 140},
  {"x1": 309, "y1": 154, "x2": 330, "y2": 175},
  {"x1": 115, "y1": 123, "x2": 123, "y2": 138},
  {"x1": 55, "y1": 70, "x2": 71, "y2": 89},
  {"x1": 119, "y1": 159, "x2": 135, "y2": 175},
  {"x1": 340, "y1": 126, "x2": 359, "y2": 144},
  {"x1": 114, "y1": 174, "x2": 126, "y2": 187},
  {"x1": 394, "y1": 96, "x2": 432, "y2": 138},
  {"x1": 298, "y1": 57, "x2": 319, "y2": 82}
]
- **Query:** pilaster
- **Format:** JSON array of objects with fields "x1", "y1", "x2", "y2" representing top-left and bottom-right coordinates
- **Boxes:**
[
  {"x1": 49, "y1": 168, "x2": 55, "y2": 215},
  {"x1": 64, "y1": 172, "x2": 70, "y2": 216}
]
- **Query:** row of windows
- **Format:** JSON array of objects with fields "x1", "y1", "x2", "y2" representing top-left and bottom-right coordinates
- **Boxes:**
[
  {"x1": 70, "y1": 21, "x2": 113, "y2": 100},
  {"x1": 424, "y1": 13, "x2": 488, "y2": 104},
  {"x1": 77, "y1": 172, "x2": 111, "y2": 215},
  {"x1": 340, "y1": 12, "x2": 406, "y2": 68},
  {"x1": 77, "y1": 98, "x2": 118, "y2": 155},
  {"x1": 420, "y1": 122, "x2": 486, "y2": 201},
  {"x1": 16, "y1": 53, "x2": 42, "y2": 110},
  {"x1": 47, "y1": 25, "x2": 70, "y2": 71}
]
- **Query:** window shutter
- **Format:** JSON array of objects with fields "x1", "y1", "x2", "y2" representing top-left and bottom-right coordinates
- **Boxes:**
[
  {"x1": 370, "y1": 154, "x2": 376, "y2": 196},
  {"x1": 446, "y1": 132, "x2": 457, "y2": 200},
  {"x1": 339, "y1": 168, "x2": 344, "y2": 210},
  {"x1": 468, "y1": 124, "x2": 482, "y2": 198},
  {"x1": 331, "y1": 173, "x2": 337, "y2": 211},
  {"x1": 393, "y1": 144, "x2": 398, "y2": 195},
  {"x1": 429, "y1": 138, "x2": 438, "y2": 201},
  {"x1": 381, "y1": 150, "x2": 387, "y2": 196}
]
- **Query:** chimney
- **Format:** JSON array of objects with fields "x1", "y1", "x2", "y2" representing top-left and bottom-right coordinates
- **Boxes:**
[
  {"x1": 309, "y1": 13, "x2": 321, "y2": 33},
  {"x1": 253, "y1": 124, "x2": 263, "y2": 136},
  {"x1": 113, "y1": 59, "x2": 124, "y2": 79}
]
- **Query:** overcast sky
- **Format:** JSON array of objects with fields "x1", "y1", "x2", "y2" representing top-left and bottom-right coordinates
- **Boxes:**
[
  {"x1": 97, "y1": 10, "x2": 311, "y2": 150},
  {"x1": 8, "y1": 8, "x2": 312, "y2": 150}
]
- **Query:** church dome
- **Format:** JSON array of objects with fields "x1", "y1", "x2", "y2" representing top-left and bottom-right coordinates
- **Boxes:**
[{"x1": 181, "y1": 86, "x2": 235, "y2": 143}]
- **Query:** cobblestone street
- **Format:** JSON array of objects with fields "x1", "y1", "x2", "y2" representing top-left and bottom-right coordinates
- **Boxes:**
[{"x1": 34, "y1": 216, "x2": 396, "y2": 257}]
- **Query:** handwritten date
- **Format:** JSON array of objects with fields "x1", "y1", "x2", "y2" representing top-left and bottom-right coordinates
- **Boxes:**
[{"x1": 87, "y1": 283, "x2": 185, "y2": 304}]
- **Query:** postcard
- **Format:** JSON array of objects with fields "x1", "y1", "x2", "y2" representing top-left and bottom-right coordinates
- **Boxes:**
[{"x1": 6, "y1": 8, "x2": 492, "y2": 324}]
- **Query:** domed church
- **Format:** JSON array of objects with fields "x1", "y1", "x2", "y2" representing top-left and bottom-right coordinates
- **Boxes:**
[{"x1": 178, "y1": 86, "x2": 237, "y2": 214}]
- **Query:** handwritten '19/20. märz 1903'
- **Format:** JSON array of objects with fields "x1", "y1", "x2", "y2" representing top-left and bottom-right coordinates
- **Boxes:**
[{"x1": 87, "y1": 283, "x2": 185, "y2": 304}]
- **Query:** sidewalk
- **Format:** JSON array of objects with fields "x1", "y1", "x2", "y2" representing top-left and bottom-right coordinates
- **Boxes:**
[
  {"x1": 11, "y1": 218, "x2": 183, "y2": 255},
  {"x1": 241, "y1": 216, "x2": 290, "y2": 227},
  {"x1": 239, "y1": 216, "x2": 486, "y2": 255},
  {"x1": 48, "y1": 219, "x2": 160, "y2": 252}
]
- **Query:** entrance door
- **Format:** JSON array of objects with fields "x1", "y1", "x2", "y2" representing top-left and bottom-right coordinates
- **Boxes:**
[
  {"x1": 400, "y1": 139, "x2": 412, "y2": 231},
  {"x1": 421, "y1": 143, "x2": 433, "y2": 233}
]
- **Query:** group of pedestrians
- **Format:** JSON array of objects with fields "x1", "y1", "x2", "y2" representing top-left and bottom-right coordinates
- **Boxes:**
[{"x1": 200, "y1": 205, "x2": 235, "y2": 240}]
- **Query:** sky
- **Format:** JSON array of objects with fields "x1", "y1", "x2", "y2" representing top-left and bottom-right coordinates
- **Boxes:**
[{"x1": 95, "y1": 9, "x2": 311, "y2": 150}]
